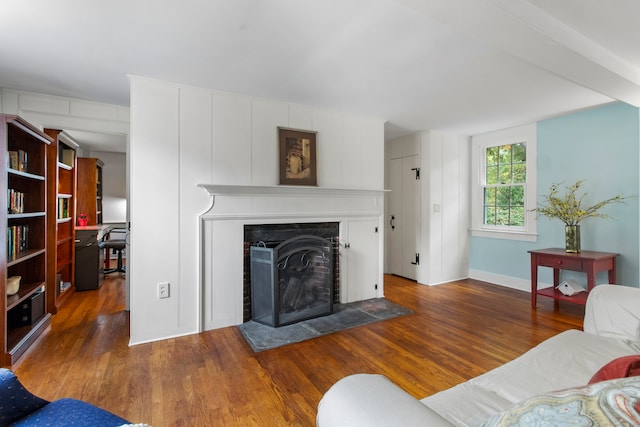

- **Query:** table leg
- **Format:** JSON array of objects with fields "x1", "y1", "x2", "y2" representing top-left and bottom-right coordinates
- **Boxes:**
[
  {"x1": 608, "y1": 259, "x2": 617, "y2": 284},
  {"x1": 587, "y1": 265, "x2": 597, "y2": 291},
  {"x1": 553, "y1": 268, "x2": 561, "y2": 309},
  {"x1": 530, "y1": 254, "x2": 538, "y2": 308}
]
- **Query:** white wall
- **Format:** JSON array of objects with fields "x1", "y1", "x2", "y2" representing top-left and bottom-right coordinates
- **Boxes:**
[
  {"x1": 385, "y1": 131, "x2": 470, "y2": 285},
  {"x1": 89, "y1": 151, "x2": 127, "y2": 224},
  {"x1": 0, "y1": 89, "x2": 129, "y2": 135},
  {"x1": 419, "y1": 131, "x2": 471, "y2": 285},
  {"x1": 129, "y1": 76, "x2": 385, "y2": 345}
]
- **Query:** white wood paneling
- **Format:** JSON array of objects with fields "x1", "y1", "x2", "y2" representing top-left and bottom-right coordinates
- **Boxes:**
[
  {"x1": 428, "y1": 133, "x2": 444, "y2": 282},
  {"x1": 341, "y1": 116, "x2": 363, "y2": 188},
  {"x1": 179, "y1": 87, "x2": 214, "y2": 331},
  {"x1": 288, "y1": 104, "x2": 314, "y2": 131},
  {"x1": 251, "y1": 99, "x2": 288, "y2": 185},
  {"x1": 314, "y1": 109, "x2": 343, "y2": 188},
  {"x1": 212, "y1": 92, "x2": 252, "y2": 185},
  {"x1": 129, "y1": 77, "x2": 182, "y2": 344},
  {"x1": 442, "y1": 134, "x2": 461, "y2": 280},
  {"x1": 415, "y1": 130, "x2": 470, "y2": 286},
  {"x1": 388, "y1": 158, "x2": 403, "y2": 275},
  {"x1": 361, "y1": 119, "x2": 385, "y2": 190},
  {"x1": 203, "y1": 219, "x2": 244, "y2": 330}
]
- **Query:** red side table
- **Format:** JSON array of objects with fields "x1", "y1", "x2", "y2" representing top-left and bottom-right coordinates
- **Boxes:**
[{"x1": 529, "y1": 248, "x2": 618, "y2": 308}]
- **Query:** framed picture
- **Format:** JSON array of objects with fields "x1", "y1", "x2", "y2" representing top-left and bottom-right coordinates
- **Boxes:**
[{"x1": 278, "y1": 127, "x2": 317, "y2": 186}]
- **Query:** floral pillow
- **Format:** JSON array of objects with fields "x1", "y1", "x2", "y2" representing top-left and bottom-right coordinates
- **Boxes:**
[{"x1": 480, "y1": 376, "x2": 640, "y2": 427}]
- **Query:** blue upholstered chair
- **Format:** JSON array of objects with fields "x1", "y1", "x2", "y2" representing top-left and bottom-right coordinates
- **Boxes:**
[{"x1": 0, "y1": 368, "x2": 132, "y2": 426}]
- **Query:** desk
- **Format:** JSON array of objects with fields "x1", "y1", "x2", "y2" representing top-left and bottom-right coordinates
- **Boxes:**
[
  {"x1": 75, "y1": 228, "x2": 106, "y2": 290},
  {"x1": 529, "y1": 248, "x2": 618, "y2": 307},
  {"x1": 76, "y1": 224, "x2": 114, "y2": 240}
]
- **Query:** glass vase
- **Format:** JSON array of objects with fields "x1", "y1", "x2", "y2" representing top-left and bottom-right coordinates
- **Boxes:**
[{"x1": 565, "y1": 225, "x2": 581, "y2": 253}]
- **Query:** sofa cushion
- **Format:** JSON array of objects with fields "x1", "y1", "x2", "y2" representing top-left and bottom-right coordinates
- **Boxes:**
[
  {"x1": 479, "y1": 376, "x2": 640, "y2": 427},
  {"x1": 583, "y1": 285, "x2": 640, "y2": 342},
  {"x1": 8, "y1": 398, "x2": 129, "y2": 426},
  {"x1": 589, "y1": 355, "x2": 640, "y2": 384}
]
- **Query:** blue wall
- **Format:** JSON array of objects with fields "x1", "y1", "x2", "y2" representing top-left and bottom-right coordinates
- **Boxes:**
[{"x1": 470, "y1": 102, "x2": 640, "y2": 287}]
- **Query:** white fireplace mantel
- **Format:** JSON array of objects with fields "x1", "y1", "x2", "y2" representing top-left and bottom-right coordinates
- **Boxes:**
[
  {"x1": 197, "y1": 184, "x2": 388, "y2": 197},
  {"x1": 197, "y1": 184, "x2": 388, "y2": 220},
  {"x1": 198, "y1": 183, "x2": 387, "y2": 331}
]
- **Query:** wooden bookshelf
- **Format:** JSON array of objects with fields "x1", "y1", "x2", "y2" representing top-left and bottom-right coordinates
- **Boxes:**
[
  {"x1": 76, "y1": 157, "x2": 104, "y2": 225},
  {"x1": 45, "y1": 129, "x2": 78, "y2": 311},
  {"x1": 1, "y1": 114, "x2": 52, "y2": 366}
]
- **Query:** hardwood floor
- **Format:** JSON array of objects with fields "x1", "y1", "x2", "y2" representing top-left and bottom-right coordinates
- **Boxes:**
[{"x1": 12, "y1": 274, "x2": 584, "y2": 426}]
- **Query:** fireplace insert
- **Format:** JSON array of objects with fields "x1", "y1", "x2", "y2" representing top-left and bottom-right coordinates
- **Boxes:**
[{"x1": 250, "y1": 234, "x2": 334, "y2": 327}]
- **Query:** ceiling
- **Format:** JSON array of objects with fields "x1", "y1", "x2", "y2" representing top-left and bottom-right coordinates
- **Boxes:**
[{"x1": 1, "y1": 0, "x2": 639, "y2": 149}]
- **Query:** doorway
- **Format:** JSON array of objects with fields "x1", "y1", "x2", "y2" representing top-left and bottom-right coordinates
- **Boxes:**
[
  {"x1": 387, "y1": 154, "x2": 420, "y2": 280},
  {"x1": 62, "y1": 130, "x2": 130, "y2": 309}
]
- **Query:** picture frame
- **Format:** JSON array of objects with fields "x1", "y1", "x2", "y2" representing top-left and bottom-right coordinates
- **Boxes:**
[{"x1": 278, "y1": 127, "x2": 317, "y2": 186}]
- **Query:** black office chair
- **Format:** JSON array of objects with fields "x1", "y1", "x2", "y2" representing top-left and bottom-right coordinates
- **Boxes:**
[{"x1": 100, "y1": 228, "x2": 127, "y2": 274}]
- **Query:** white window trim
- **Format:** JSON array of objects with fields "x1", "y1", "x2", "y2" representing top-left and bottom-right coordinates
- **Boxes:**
[{"x1": 471, "y1": 123, "x2": 537, "y2": 241}]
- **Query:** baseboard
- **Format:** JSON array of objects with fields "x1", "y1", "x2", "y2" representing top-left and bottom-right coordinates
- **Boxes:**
[{"x1": 469, "y1": 269, "x2": 552, "y2": 293}]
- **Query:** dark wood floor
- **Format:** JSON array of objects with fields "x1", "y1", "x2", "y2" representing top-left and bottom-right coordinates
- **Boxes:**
[{"x1": 12, "y1": 273, "x2": 584, "y2": 426}]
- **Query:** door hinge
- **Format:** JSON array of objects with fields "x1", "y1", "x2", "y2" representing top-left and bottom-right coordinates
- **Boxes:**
[
  {"x1": 411, "y1": 253, "x2": 420, "y2": 265},
  {"x1": 411, "y1": 167, "x2": 420, "y2": 180}
]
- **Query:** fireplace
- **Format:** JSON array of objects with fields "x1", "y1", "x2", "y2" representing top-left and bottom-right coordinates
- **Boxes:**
[
  {"x1": 198, "y1": 184, "x2": 384, "y2": 332},
  {"x1": 244, "y1": 222, "x2": 339, "y2": 326}
]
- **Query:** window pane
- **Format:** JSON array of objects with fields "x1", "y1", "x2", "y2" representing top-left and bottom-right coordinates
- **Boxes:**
[
  {"x1": 484, "y1": 187, "x2": 496, "y2": 205},
  {"x1": 485, "y1": 206, "x2": 496, "y2": 225},
  {"x1": 511, "y1": 185, "x2": 524, "y2": 206},
  {"x1": 510, "y1": 207, "x2": 524, "y2": 226},
  {"x1": 512, "y1": 164, "x2": 526, "y2": 183},
  {"x1": 512, "y1": 143, "x2": 526, "y2": 162},
  {"x1": 498, "y1": 145, "x2": 511, "y2": 165},
  {"x1": 486, "y1": 147, "x2": 498, "y2": 166},
  {"x1": 499, "y1": 165, "x2": 512, "y2": 184},
  {"x1": 486, "y1": 166, "x2": 498, "y2": 184},
  {"x1": 496, "y1": 187, "x2": 510, "y2": 205},
  {"x1": 496, "y1": 207, "x2": 510, "y2": 225}
]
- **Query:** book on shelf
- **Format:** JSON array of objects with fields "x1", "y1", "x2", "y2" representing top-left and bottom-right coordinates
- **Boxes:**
[
  {"x1": 7, "y1": 189, "x2": 24, "y2": 214},
  {"x1": 7, "y1": 224, "x2": 29, "y2": 259},
  {"x1": 7, "y1": 150, "x2": 28, "y2": 172},
  {"x1": 58, "y1": 198, "x2": 69, "y2": 219}
]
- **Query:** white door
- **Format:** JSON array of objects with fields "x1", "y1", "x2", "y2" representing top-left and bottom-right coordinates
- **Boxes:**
[
  {"x1": 344, "y1": 219, "x2": 380, "y2": 302},
  {"x1": 388, "y1": 155, "x2": 420, "y2": 280}
]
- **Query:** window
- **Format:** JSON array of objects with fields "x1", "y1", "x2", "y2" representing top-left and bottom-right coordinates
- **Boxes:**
[
  {"x1": 483, "y1": 143, "x2": 526, "y2": 227},
  {"x1": 471, "y1": 124, "x2": 537, "y2": 241}
]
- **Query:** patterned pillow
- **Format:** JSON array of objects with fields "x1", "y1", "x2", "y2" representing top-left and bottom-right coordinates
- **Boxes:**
[
  {"x1": 0, "y1": 369, "x2": 49, "y2": 424},
  {"x1": 480, "y1": 376, "x2": 640, "y2": 427}
]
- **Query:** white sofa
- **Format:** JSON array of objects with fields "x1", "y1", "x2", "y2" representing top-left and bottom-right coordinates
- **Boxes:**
[{"x1": 317, "y1": 285, "x2": 640, "y2": 426}]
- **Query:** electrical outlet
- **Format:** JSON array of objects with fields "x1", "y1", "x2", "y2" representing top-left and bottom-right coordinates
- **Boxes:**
[{"x1": 158, "y1": 282, "x2": 170, "y2": 299}]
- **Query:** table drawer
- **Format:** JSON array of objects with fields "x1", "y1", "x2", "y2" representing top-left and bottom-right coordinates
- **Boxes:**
[{"x1": 537, "y1": 256, "x2": 584, "y2": 271}]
